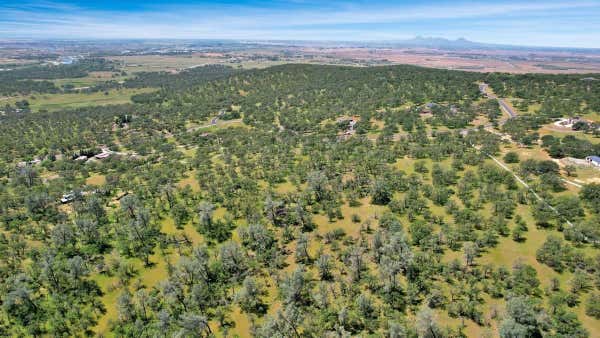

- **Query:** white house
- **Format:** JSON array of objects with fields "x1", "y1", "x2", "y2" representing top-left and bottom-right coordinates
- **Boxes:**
[
  {"x1": 60, "y1": 193, "x2": 75, "y2": 204},
  {"x1": 586, "y1": 156, "x2": 600, "y2": 167}
]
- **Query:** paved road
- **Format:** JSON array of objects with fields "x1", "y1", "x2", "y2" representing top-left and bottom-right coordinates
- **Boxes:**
[
  {"x1": 498, "y1": 99, "x2": 517, "y2": 118},
  {"x1": 480, "y1": 83, "x2": 518, "y2": 119}
]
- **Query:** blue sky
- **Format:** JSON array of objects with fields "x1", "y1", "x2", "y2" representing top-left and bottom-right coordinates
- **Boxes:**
[{"x1": 1, "y1": 1, "x2": 599, "y2": 48}]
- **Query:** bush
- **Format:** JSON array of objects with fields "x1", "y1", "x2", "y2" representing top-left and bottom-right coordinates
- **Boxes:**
[{"x1": 504, "y1": 151, "x2": 520, "y2": 163}]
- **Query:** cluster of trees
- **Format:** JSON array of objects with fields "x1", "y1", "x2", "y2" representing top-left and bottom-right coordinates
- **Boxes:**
[
  {"x1": 541, "y1": 134, "x2": 600, "y2": 159},
  {"x1": 103, "y1": 64, "x2": 236, "y2": 92},
  {"x1": 485, "y1": 73, "x2": 600, "y2": 114}
]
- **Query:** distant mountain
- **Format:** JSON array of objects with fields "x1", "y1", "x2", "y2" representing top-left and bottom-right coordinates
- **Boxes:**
[
  {"x1": 369, "y1": 36, "x2": 600, "y2": 53},
  {"x1": 258, "y1": 36, "x2": 600, "y2": 53}
]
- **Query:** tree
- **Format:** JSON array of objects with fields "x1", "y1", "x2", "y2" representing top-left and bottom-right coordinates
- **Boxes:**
[
  {"x1": 219, "y1": 241, "x2": 247, "y2": 284},
  {"x1": 511, "y1": 262, "x2": 540, "y2": 296},
  {"x1": 3, "y1": 274, "x2": 41, "y2": 331},
  {"x1": 551, "y1": 309, "x2": 588, "y2": 338},
  {"x1": 564, "y1": 165, "x2": 576, "y2": 177},
  {"x1": 171, "y1": 202, "x2": 190, "y2": 229},
  {"x1": 295, "y1": 233, "x2": 311, "y2": 263},
  {"x1": 585, "y1": 293, "x2": 600, "y2": 319},
  {"x1": 564, "y1": 217, "x2": 600, "y2": 245},
  {"x1": 536, "y1": 235, "x2": 570, "y2": 272},
  {"x1": 503, "y1": 151, "x2": 520, "y2": 164},
  {"x1": 178, "y1": 312, "x2": 212, "y2": 337},
  {"x1": 197, "y1": 201, "x2": 215, "y2": 229},
  {"x1": 500, "y1": 296, "x2": 541, "y2": 338},
  {"x1": 416, "y1": 306, "x2": 442, "y2": 338},
  {"x1": 280, "y1": 267, "x2": 313, "y2": 306},
  {"x1": 371, "y1": 178, "x2": 393, "y2": 205},
  {"x1": 315, "y1": 254, "x2": 333, "y2": 280},
  {"x1": 117, "y1": 196, "x2": 160, "y2": 266},
  {"x1": 499, "y1": 318, "x2": 530, "y2": 338},
  {"x1": 388, "y1": 322, "x2": 407, "y2": 338},
  {"x1": 196, "y1": 201, "x2": 232, "y2": 242},
  {"x1": 580, "y1": 183, "x2": 600, "y2": 214},
  {"x1": 116, "y1": 290, "x2": 134, "y2": 322},
  {"x1": 463, "y1": 242, "x2": 478, "y2": 267},
  {"x1": 512, "y1": 226, "x2": 525, "y2": 242},
  {"x1": 236, "y1": 276, "x2": 267, "y2": 315},
  {"x1": 532, "y1": 201, "x2": 556, "y2": 228},
  {"x1": 553, "y1": 196, "x2": 584, "y2": 221}
]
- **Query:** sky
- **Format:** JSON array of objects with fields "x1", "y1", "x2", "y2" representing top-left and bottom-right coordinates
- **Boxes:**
[{"x1": 1, "y1": 0, "x2": 599, "y2": 48}]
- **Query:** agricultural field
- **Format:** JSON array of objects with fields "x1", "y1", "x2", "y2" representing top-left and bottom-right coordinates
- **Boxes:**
[
  {"x1": 6, "y1": 88, "x2": 155, "y2": 111},
  {"x1": 108, "y1": 54, "x2": 295, "y2": 73},
  {"x1": 108, "y1": 54, "x2": 227, "y2": 72},
  {"x1": 1, "y1": 60, "x2": 599, "y2": 338}
]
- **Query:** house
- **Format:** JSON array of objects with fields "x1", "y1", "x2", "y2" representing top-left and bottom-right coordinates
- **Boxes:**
[
  {"x1": 60, "y1": 193, "x2": 75, "y2": 204},
  {"x1": 94, "y1": 148, "x2": 112, "y2": 160},
  {"x1": 95, "y1": 152, "x2": 110, "y2": 159},
  {"x1": 554, "y1": 117, "x2": 583, "y2": 129},
  {"x1": 17, "y1": 158, "x2": 41, "y2": 167},
  {"x1": 586, "y1": 156, "x2": 600, "y2": 167},
  {"x1": 348, "y1": 118, "x2": 357, "y2": 131}
]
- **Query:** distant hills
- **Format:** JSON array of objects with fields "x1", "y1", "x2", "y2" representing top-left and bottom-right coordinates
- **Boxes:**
[
  {"x1": 253, "y1": 36, "x2": 600, "y2": 53},
  {"x1": 3, "y1": 37, "x2": 599, "y2": 54},
  {"x1": 347, "y1": 36, "x2": 600, "y2": 53}
]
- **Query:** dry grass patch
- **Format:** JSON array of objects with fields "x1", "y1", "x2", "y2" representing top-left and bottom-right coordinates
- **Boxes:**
[{"x1": 86, "y1": 174, "x2": 106, "y2": 186}]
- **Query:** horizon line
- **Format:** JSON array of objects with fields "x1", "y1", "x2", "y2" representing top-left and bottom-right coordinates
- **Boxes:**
[{"x1": 2, "y1": 36, "x2": 600, "y2": 51}]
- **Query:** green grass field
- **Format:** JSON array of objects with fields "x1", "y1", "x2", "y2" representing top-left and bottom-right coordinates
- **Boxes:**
[
  {"x1": 11, "y1": 88, "x2": 154, "y2": 111},
  {"x1": 51, "y1": 71, "x2": 129, "y2": 88}
]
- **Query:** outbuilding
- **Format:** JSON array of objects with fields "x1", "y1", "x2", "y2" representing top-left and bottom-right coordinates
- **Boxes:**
[
  {"x1": 586, "y1": 156, "x2": 600, "y2": 167},
  {"x1": 60, "y1": 193, "x2": 75, "y2": 204}
]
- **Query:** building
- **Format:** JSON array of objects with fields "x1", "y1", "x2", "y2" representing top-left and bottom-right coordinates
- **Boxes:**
[
  {"x1": 60, "y1": 193, "x2": 75, "y2": 204},
  {"x1": 348, "y1": 118, "x2": 357, "y2": 131},
  {"x1": 95, "y1": 152, "x2": 110, "y2": 159},
  {"x1": 586, "y1": 156, "x2": 600, "y2": 167}
]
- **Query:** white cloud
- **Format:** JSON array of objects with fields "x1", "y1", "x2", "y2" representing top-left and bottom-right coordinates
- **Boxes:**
[{"x1": 0, "y1": 0, "x2": 599, "y2": 47}]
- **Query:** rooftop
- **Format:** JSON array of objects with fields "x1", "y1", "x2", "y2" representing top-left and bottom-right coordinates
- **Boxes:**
[{"x1": 587, "y1": 155, "x2": 600, "y2": 162}]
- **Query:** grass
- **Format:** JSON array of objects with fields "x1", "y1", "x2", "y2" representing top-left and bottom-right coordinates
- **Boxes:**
[
  {"x1": 52, "y1": 72, "x2": 127, "y2": 88},
  {"x1": 314, "y1": 198, "x2": 386, "y2": 239},
  {"x1": 501, "y1": 143, "x2": 551, "y2": 162},
  {"x1": 12, "y1": 88, "x2": 154, "y2": 112},
  {"x1": 86, "y1": 174, "x2": 106, "y2": 186},
  {"x1": 108, "y1": 55, "x2": 225, "y2": 73},
  {"x1": 94, "y1": 216, "x2": 204, "y2": 336},
  {"x1": 161, "y1": 216, "x2": 204, "y2": 245},
  {"x1": 228, "y1": 305, "x2": 253, "y2": 337},
  {"x1": 274, "y1": 180, "x2": 299, "y2": 194},
  {"x1": 574, "y1": 166, "x2": 600, "y2": 184},
  {"x1": 93, "y1": 251, "x2": 171, "y2": 337},
  {"x1": 538, "y1": 125, "x2": 600, "y2": 145},
  {"x1": 177, "y1": 170, "x2": 201, "y2": 192}
]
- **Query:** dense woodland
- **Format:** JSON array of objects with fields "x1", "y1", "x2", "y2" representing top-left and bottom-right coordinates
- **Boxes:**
[
  {"x1": 485, "y1": 73, "x2": 600, "y2": 115},
  {"x1": 0, "y1": 63, "x2": 599, "y2": 337}
]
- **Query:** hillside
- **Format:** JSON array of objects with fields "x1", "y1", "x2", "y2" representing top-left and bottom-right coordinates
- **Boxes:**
[{"x1": 0, "y1": 63, "x2": 599, "y2": 337}]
